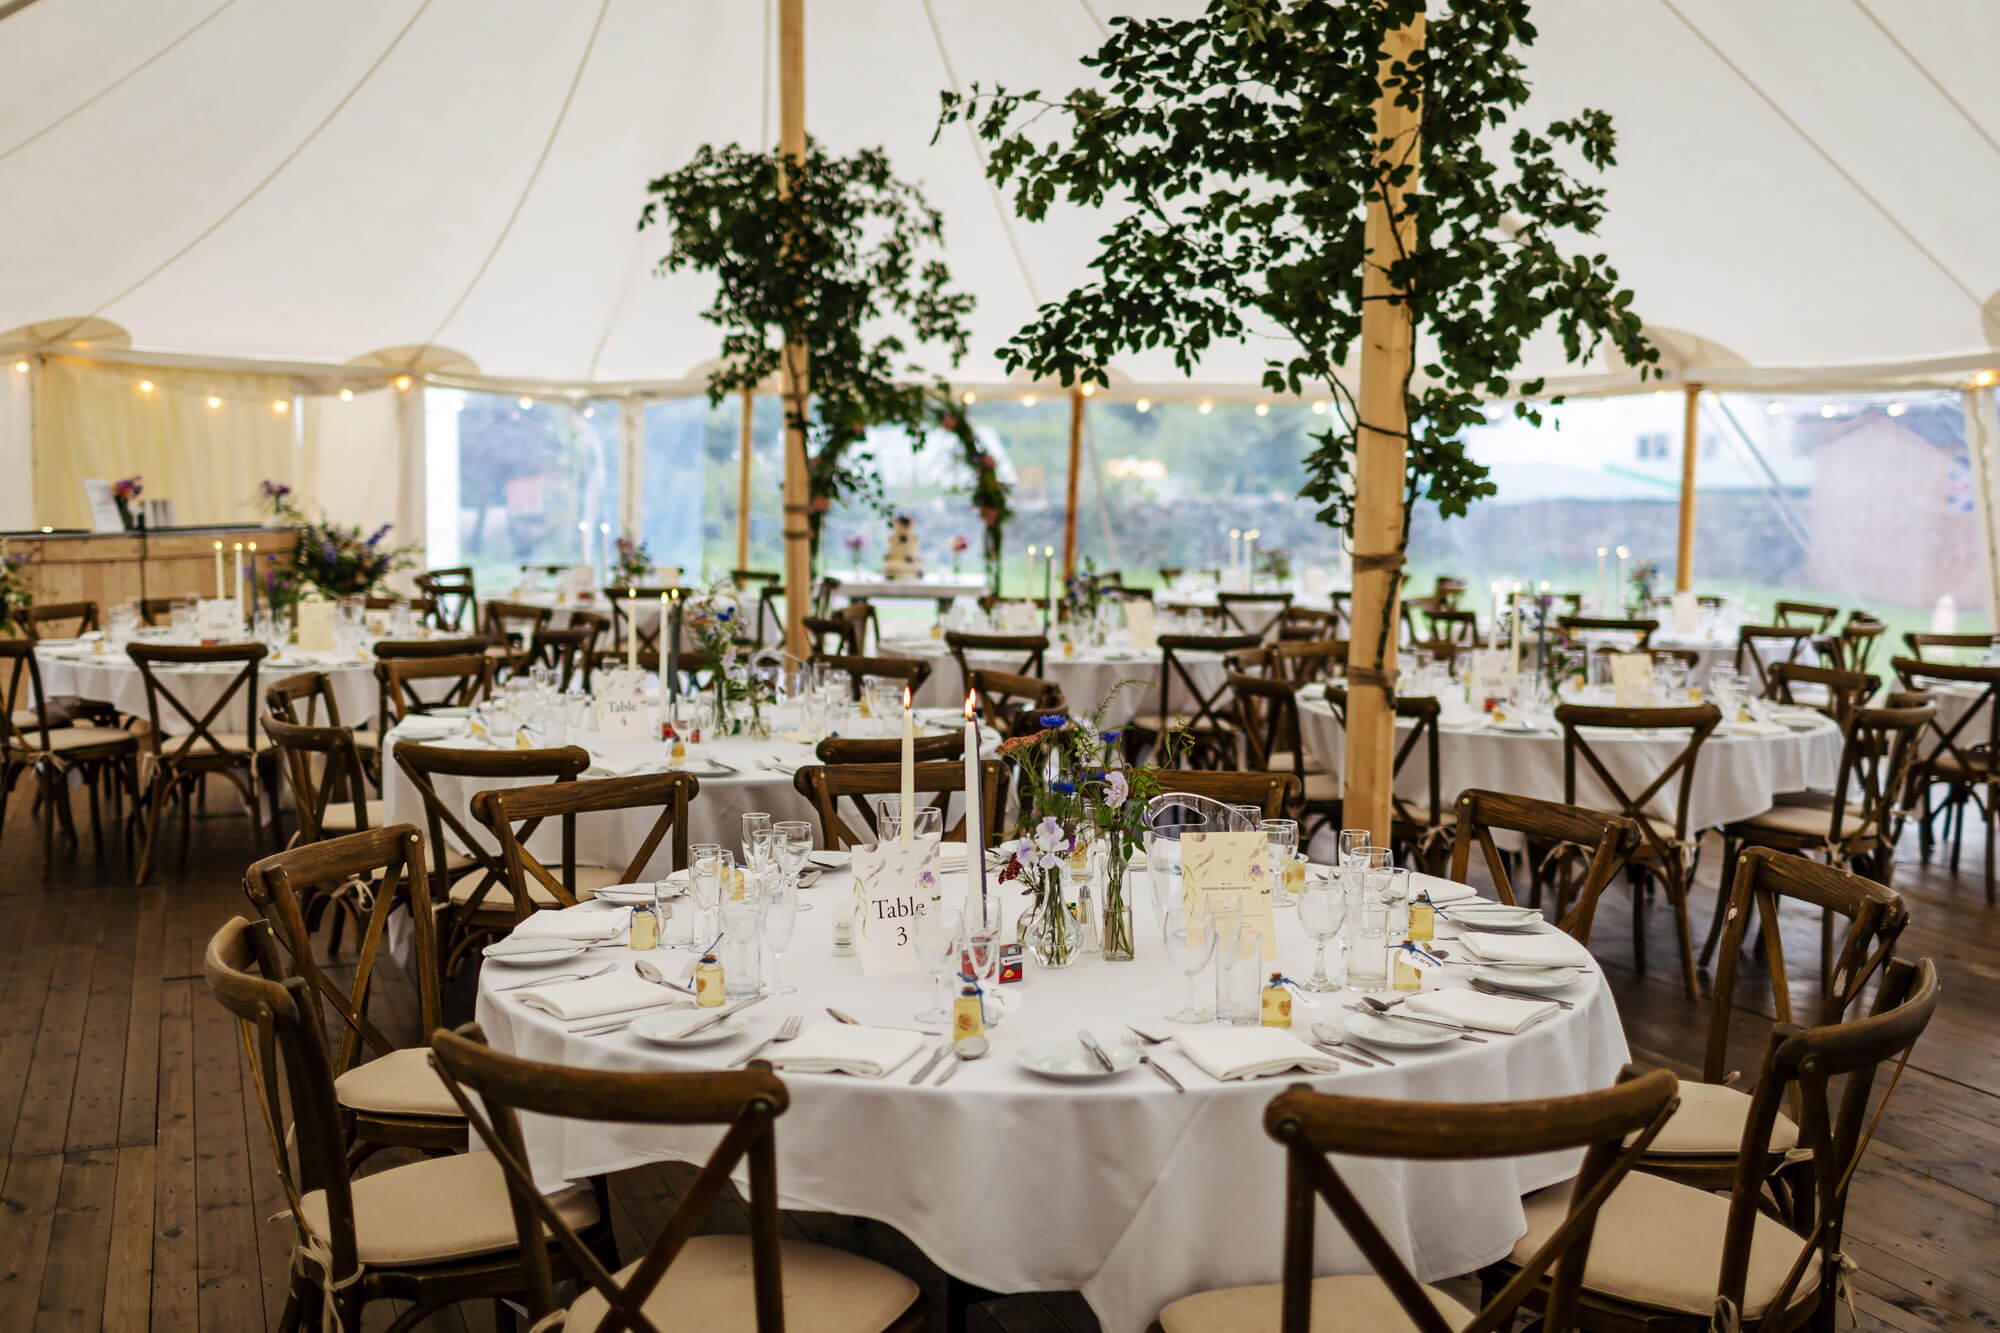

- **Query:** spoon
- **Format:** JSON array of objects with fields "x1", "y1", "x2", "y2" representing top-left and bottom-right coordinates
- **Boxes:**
[
  {"x1": 1309, "y1": 1021, "x2": 1394, "y2": 1068},
  {"x1": 634, "y1": 958, "x2": 697, "y2": 995},
  {"x1": 493, "y1": 961, "x2": 616, "y2": 992},
  {"x1": 934, "y1": 1036, "x2": 988, "y2": 1084},
  {"x1": 1356, "y1": 996, "x2": 1488, "y2": 1042}
]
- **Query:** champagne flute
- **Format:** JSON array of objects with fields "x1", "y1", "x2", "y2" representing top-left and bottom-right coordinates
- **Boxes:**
[
  {"x1": 1262, "y1": 817, "x2": 1299, "y2": 907},
  {"x1": 762, "y1": 873, "x2": 798, "y2": 994},
  {"x1": 1339, "y1": 828, "x2": 1372, "y2": 867},
  {"x1": 741, "y1": 812, "x2": 773, "y2": 872},
  {"x1": 774, "y1": 819, "x2": 814, "y2": 912},
  {"x1": 1161, "y1": 908, "x2": 1217, "y2": 1023}
]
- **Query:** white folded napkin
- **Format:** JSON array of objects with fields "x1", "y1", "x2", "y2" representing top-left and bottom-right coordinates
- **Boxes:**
[
  {"x1": 1720, "y1": 719, "x2": 1788, "y2": 738},
  {"x1": 1439, "y1": 712, "x2": 1489, "y2": 732},
  {"x1": 501, "y1": 905, "x2": 629, "y2": 945},
  {"x1": 1406, "y1": 987, "x2": 1559, "y2": 1034},
  {"x1": 766, "y1": 1024, "x2": 926, "y2": 1078},
  {"x1": 1457, "y1": 929, "x2": 1593, "y2": 969},
  {"x1": 394, "y1": 716, "x2": 465, "y2": 741},
  {"x1": 513, "y1": 972, "x2": 682, "y2": 1021},
  {"x1": 1173, "y1": 1027, "x2": 1344, "y2": 1081},
  {"x1": 1406, "y1": 874, "x2": 1479, "y2": 905}
]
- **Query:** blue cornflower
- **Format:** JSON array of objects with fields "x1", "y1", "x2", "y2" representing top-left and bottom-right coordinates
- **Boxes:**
[
  {"x1": 1052, "y1": 780, "x2": 1076, "y2": 795},
  {"x1": 1100, "y1": 729, "x2": 1121, "y2": 742},
  {"x1": 1039, "y1": 713, "x2": 1068, "y2": 729}
]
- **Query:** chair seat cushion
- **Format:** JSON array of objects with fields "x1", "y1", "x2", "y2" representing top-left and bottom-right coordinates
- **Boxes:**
[
  {"x1": 10, "y1": 704, "x2": 72, "y2": 730},
  {"x1": 331, "y1": 1046, "x2": 464, "y2": 1120},
  {"x1": 448, "y1": 864, "x2": 623, "y2": 909},
  {"x1": 1159, "y1": 1273, "x2": 1474, "y2": 1332},
  {"x1": 1511, "y1": 1169, "x2": 1818, "y2": 1319},
  {"x1": 9, "y1": 723, "x2": 137, "y2": 755},
  {"x1": 1640, "y1": 1080, "x2": 1800, "y2": 1157},
  {"x1": 1731, "y1": 803, "x2": 1868, "y2": 839},
  {"x1": 297, "y1": 1150, "x2": 597, "y2": 1266},
  {"x1": 157, "y1": 729, "x2": 257, "y2": 756},
  {"x1": 320, "y1": 799, "x2": 386, "y2": 834},
  {"x1": 563, "y1": 1235, "x2": 919, "y2": 1333}
]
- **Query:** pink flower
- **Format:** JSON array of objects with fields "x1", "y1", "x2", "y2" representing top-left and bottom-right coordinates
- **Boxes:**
[
  {"x1": 951, "y1": 534, "x2": 970, "y2": 553},
  {"x1": 811, "y1": 495, "x2": 831, "y2": 513}
]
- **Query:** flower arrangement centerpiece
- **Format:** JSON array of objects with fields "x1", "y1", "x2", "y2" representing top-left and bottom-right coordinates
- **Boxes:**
[
  {"x1": 0, "y1": 542, "x2": 33, "y2": 634},
  {"x1": 613, "y1": 536, "x2": 651, "y2": 587},
  {"x1": 1626, "y1": 560, "x2": 1660, "y2": 616},
  {"x1": 112, "y1": 476, "x2": 143, "y2": 530},
  {"x1": 257, "y1": 479, "x2": 413, "y2": 609},
  {"x1": 1062, "y1": 556, "x2": 1103, "y2": 636},
  {"x1": 996, "y1": 697, "x2": 1183, "y2": 964},
  {"x1": 950, "y1": 533, "x2": 970, "y2": 575},
  {"x1": 1257, "y1": 546, "x2": 1293, "y2": 586},
  {"x1": 684, "y1": 587, "x2": 773, "y2": 735},
  {"x1": 842, "y1": 532, "x2": 866, "y2": 565}
]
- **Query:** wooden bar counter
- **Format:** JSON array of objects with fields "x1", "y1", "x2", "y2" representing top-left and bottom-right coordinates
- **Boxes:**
[{"x1": 2, "y1": 525, "x2": 298, "y2": 608}]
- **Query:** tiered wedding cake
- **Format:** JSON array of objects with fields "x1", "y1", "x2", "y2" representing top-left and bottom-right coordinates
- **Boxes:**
[{"x1": 882, "y1": 514, "x2": 923, "y2": 580}]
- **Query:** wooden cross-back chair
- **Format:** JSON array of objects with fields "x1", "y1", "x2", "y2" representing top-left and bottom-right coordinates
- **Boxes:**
[
  {"x1": 138, "y1": 596, "x2": 181, "y2": 627},
  {"x1": 1554, "y1": 702, "x2": 1720, "y2": 1000},
  {"x1": 375, "y1": 653, "x2": 493, "y2": 725},
  {"x1": 242, "y1": 826, "x2": 466, "y2": 1161},
  {"x1": 1899, "y1": 630, "x2": 1992, "y2": 662},
  {"x1": 1494, "y1": 956, "x2": 1938, "y2": 1333},
  {"x1": 967, "y1": 667, "x2": 1065, "y2": 739},
  {"x1": 1413, "y1": 638, "x2": 1462, "y2": 670},
  {"x1": 128, "y1": 641, "x2": 273, "y2": 884},
  {"x1": 1652, "y1": 846, "x2": 1909, "y2": 1200},
  {"x1": 429, "y1": 1024, "x2": 925, "y2": 1333},
  {"x1": 1268, "y1": 638, "x2": 1347, "y2": 686},
  {"x1": 1890, "y1": 655, "x2": 2000, "y2": 903},
  {"x1": 1773, "y1": 599, "x2": 1839, "y2": 634},
  {"x1": 1217, "y1": 591, "x2": 1293, "y2": 640},
  {"x1": 811, "y1": 653, "x2": 932, "y2": 702},
  {"x1": 944, "y1": 631, "x2": 1046, "y2": 699},
  {"x1": 1819, "y1": 613, "x2": 1885, "y2": 675},
  {"x1": 21, "y1": 599, "x2": 98, "y2": 639},
  {"x1": 1423, "y1": 606, "x2": 1480, "y2": 645},
  {"x1": 1228, "y1": 671, "x2": 1339, "y2": 840},
  {"x1": 1446, "y1": 789, "x2": 1641, "y2": 946},
  {"x1": 473, "y1": 772, "x2": 699, "y2": 924},
  {"x1": 802, "y1": 612, "x2": 866, "y2": 658},
  {"x1": 1149, "y1": 1067, "x2": 1680, "y2": 1333},
  {"x1": 414, "y1": 566, "x2": 477, "y2": 631},
  {"x1": 266, "y1": 670, "x2": 345, "y2": 727},
  {"x1": 730, "y1": 569, "x2": 784, "y2": 647},
  {"x1": 392, "y1": 740, "x2": 591, "y2": 976},
  {"x1": 1152, "y1": 769, "x2": 1301, "y2": 821},
  {"x1": 373, "y1": 634, "x2": 494, "y2": 722},
  {"x1": 0, "y1": 638, "x2": 138, "y2": 868},
  {"x1": 791, "y1": 759, "x2": 1003, "y2": 851},
  {"x1": 816, "y1": 733, "x2": 964, "y2": 765},
  {"x1": 1762, "y1": 661, "x2": 1878, "y2": 729},
  {"x1": 264, "y1": 712, "x2": 377, "y2": 844},
  {"x1": 203, "y1": 917, "x2": 612, "y2": 1333},
  {"x1": 1126, "y1": 631, "x2": 1263, "y2": 767},
  {"x1": 1324, "y1": 684, "x2": 1451, "y2": 872},
  {"x1": 1276, "y1": 605, "x2": 1338, "y2": 642},
  {"x1": 525, "y1": 623, "x2": 599, "y2": 692},
  {"x1": 1559, "y1": 615, "x2": 1659, "y2": 649},
  {"x1": 1733, "y1": 624, "x2": 1814, "y2": 693},
  {"x1": 480, "y1": 599, "x2": 552, "y2": 667}
]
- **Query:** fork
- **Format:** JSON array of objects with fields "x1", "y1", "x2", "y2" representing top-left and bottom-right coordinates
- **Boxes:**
[
  {"x1": 1471, "y1": 977, "x2": 1574, "y2": 1010},
  {"x1": 494, "y1": 961, "x2": 617, "y2": 992},
  {"x1": 735, "y1": 1014, "x2": 803, "y2": 1066},
  {"x1": 1309, "y1": 1022, "x2": 1394, "y2": 1067}
]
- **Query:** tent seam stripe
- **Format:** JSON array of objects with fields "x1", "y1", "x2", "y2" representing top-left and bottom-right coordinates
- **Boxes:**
[{"x1": 1849, "y1": 0, "x2": 2000, "y2": 166}]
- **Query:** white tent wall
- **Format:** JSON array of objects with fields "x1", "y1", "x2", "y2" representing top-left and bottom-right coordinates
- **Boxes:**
[
  {"x1": 0, "y1": 363, "x2": 29, "y2": 531},
  {"x1": 299, "y1": 386, "x2": 400, "y2": 533}
]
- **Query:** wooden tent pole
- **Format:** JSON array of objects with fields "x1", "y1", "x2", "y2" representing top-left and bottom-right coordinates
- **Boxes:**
[
  {"x1": 1062, "y1": 387, "x2": 1084, "y2": 579},
  {"x1": 1342, "y1": 14, "x2": 1423, "y2": 849},
  {"x1": 778, "y1": 0, "x2": 810, "y2": 656},
  {"x1": 1675, "y1": 383, "x2": 1701, "y2": 592},
  {"x1": 735, "y1": 386, "x2": 754, "y2": 570}
]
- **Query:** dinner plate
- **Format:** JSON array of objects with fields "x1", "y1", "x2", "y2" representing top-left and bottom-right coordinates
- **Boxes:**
[
  {"x1": 480, "y1": 943, "x2": 589, "y2": 967},
  {"x1": 1014, "y1": 1038, "x2": 1141, "y2": 1081},
  {"x1": 1441, "y1": 902, "x2": 1545, "y2": 931},
  {"x1": 1341, "y1": 1012, "x2": 1462, "y2": 1050},
  {"x1": 629, "y1": 1011, "x2": 749, "y2": 1047},
  {"x1": 1471, "y1": 964, "x2": 1580, "y2": 992},
  {"x1": 809, "y1": 849, "x2": 852, "y2": 869}
]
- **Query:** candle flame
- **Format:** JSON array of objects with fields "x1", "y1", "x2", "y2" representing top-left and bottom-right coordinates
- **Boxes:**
[
  {"x1": 965, "y1": 688, "x2": 977, "y2": 718},
  {"x1": 902, "y1": 684, "x2": 912, "y2": 709},
  {"x1": 212, "y1": 540, "x2": 222, "y2": 551}
]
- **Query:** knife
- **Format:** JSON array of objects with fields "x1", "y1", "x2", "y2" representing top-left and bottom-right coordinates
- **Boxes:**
[
  {"x1": 681, "y1": 994, "x2": 765, "y2": 1038},
  {"x1": 1349, "y1": 1003, "x2": 1491, "y2": 1042},
  {"x1": 1076, "y1": 1029, "x2": 1117, "y2": 1074},
  {"x1": 933, "y1": 1053, "x2": 965, "y2": 1085},
  {"x1": 907, "y1": 1044, "x2": 950, "y2": 1084},
  {"x1": 1140, "y1": 1053, "x2": 1184, "y2": 1092}
]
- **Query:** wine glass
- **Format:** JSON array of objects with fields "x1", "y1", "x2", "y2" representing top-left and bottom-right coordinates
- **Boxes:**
[
  {"x1": 1296, "y1": 881, "x2": 1348, "y2": 992},
  {"x1": 1262, "y1": 818, "x2": 1299, "y2": 907},
  {"x1": 773, "y1": 819, "x2": 814, "y2": 912},
  {"x1": 690, "y1": 845, "x2": 730, "y2": 944},
  {"x1": 741, "y1": 812, "x2": 773, "y2": 873},
  {"x1": 913, "y1": 906, "x2": 963, "y2": 1023},
  {"x1": 1161, "y1": 908, "x2": 1217, "y2": 1024},
  {"x1": 1339, "y1": 828, "x2": 1372, "y2": 867},
  {"x1": 762, "y1": 874, "x2": 798, "y2": 994}
]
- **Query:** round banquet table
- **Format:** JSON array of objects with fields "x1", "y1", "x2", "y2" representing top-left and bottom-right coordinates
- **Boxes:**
[
  {"x1": 885, "y1": 636, "x2": 1227, "y2": 727},
  {"x1": 35, "y1": 642, "x2": 379, "y2": 733},
  {"x1": 1294, "y1": 696, "x2": 1843, "y2": 830},
  {"x1": 472, "y1": 876, "x2": 1630, "y2": 1332}
]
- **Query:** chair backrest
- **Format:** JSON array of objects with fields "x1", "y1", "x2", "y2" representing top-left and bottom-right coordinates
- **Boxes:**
[
  {"x1": 967, "y1": 667, "x2": 1065, "y2": 738},
  {"x1": 474, "y1": 773, "x2": 699, "y2": 916},
  {"x1": 1734, "y1": 623, "x2": 1813, "y2": 692},
  {"x1": 1899, "y1": 630, "x2": 1992, "y2": 662},
  {"x1": 1263, "y1": 1067, "x2": 1680, "y2": 1333},
  {"x1": 202, "y1": 916, "x2": 364, "y2": 1289},
  {"x1": 1890, "y1": 655, "x2": 2000, "y2": 782},
  {"x1": 1808, "y1": 699, "x2": 1933, "y2": 858},
  {"x1": 1151, "y1": 769, "x2": 1301, "y2": 820},
  {"x1": 1156, "y1": 632, "x2": 1264, "y2": 742},
  {"x1": 428, "y1": 1023, "x2": 800, "y2": 1332},
  {"x1": 1446, "y1": 789, "x2": 1641, "y2": 945},
  {"x1": 1558, "y1": 615, "x2": 1659, "y2": 648},
  {"x1": 1325, "y1": 684, "x2": 1444, "y2": 834},
  {"x1": 815, "y1": 733, "x2": 964, "y2": 765},
  {"x1": 791, "y1": 759, "x2": 1003, "y2": 850},
  {"x1": 526, "y1": 623, "x2": 598, "y2": 692},
  {"x1": 944, "y1": 631, "x2": 1046, "y2": 697},
  {"x1": 22, "y1": 599, "x2": 98, "y2": 639},
  {"x1": 812, "y1": 653, "x2": 932, "y2": 701},
  {"x1": 481, "y1": 599, "x2": 553, "y2": 652},
  {"x1": 1228, "y1": 672, "x2": 1307, "y2": 786},
  {"x1": 138, "y1": 596, "x2": 179, "y2": 627},
  {"x1": 375, "y1": 652, "x2": 493, "y2": 723},
  {"x1": 1706, "y1": 847, "x2": 1910, "y2": 1086},
  {"x1": 1774, "y1": 599, "x2": 1839, "y2": 634},
  {"x1": 1423, "y1": 606, "x2": 1480, "y2": 645},
  {"x1": 1822, "y1": 614, "x2": 1885, "y2": 675},
  {"x1": 265, "y1": 670, "x2": 345, "y2": 728},
  {"x1": 1271, "y1": 638, "x2": 1346, "y2": 685},
  {"x1": 1412, "y1": 638, "x2": 1462, "y2": 670},
  {"x1": 263, "y1": 714, "x2": 372, "y2": 846},
  {"x1": 414, "y1": 566, "x2": 476, "y2": 631},
  {"x1": 0, "y1": 638, "x2": 59, "y2": 751},
  {"x1": 1217, "y1": 591, "x2": 1293, "y2": 639},
  {"x1": 1277, "y1": 606, "x2": 1339, "y2": 642},
  {"x1": 242, "y1": 826, "x2": 440, "y2": 1085},
  {"x1": 1710, "y1": 956, "x2": 1938, "y2": 1324},
  {"x1": 1554, "y1": 703, "x2": 1720, "y2": 858},
  {"x1": 1764, "y1": 661, "x2": 1878, "y2": 728},
  {"x1": 127, "y1": 642, "x2": 268, "y2": 764},
  {"x1": 392, "y1": 740, "x2": 590, "y2": 922}
]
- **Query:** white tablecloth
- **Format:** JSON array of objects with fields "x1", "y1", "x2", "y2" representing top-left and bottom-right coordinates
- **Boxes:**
[
  {"x1": 824, "y1": 571, "x2": 990, "y2": 602},
  {"x1": 36, "y1": 645, "x2": 378, "y2": 733},
  {"x1": 884, "y1": 638, "x2": 1229, "y2": 728},
  {"x1": 1295, "y1": 699, "x2": 1842, "y2": 830},
  {"x1": 473, "y1": 881, "x2": 1629, "y2": 1332}
]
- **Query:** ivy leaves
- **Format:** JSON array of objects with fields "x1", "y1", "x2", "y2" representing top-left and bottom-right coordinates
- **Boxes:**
[{"x1": 938, "y1": 0, "x2": 1657, "y2": 537}]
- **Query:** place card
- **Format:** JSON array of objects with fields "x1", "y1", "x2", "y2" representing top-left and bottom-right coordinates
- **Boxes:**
[
  {"x1": 851, "y1": 841, "x2": 942, "y2": 976},
  {"x1": 595, "y1": 674, "x2": 656, "y2": 742},
  {"x1": 1610, "y1": 652, "x2": 1655, "y2": 707},
  {"x1": 1125, "y1": 598, "x2": 1157, "y2": 651},
  {"x1": 1469, "y1": 648, "x2": 1515, "y2": 709},
  {"x1": 1180, "y1": 829, "x2": 1276, "y2": 961},
  {"x1": 296, "y1": 596, "x2": 336, "y2": 653},
  {"x1": 1671, "y1": 590, "x2": 1699, "y2": 636}
]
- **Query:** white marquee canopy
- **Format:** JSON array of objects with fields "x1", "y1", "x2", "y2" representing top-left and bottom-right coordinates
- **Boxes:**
[{"x1": 3, "y1": 0, "x2": 2000, "y2": 394}]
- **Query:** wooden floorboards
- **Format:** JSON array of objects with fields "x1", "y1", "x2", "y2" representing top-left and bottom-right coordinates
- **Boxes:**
[{"x1": 0, "y1": 793, "x2": 1993, "y2": 1331}]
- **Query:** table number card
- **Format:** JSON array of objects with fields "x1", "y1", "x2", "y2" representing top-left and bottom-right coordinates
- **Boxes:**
[
  {"x1": 1469, "y1": 648, "x2": 1515, "y2": 708},
  {"x1": 1610, "y1": 652, "x2": 1655, "y2": 707},
  {"x1": 296, "y1": 596, "x2": 336, "y2": 653},
  {"x1": 1180, "y1": 829, "x2": 1276, "y2": 961},
  {"x1": 595, "y1": 675, "x2": 655, "y2": 742},
  {"x1": 851, "y1": 841, "x2": 939, "y2": 976},
  {"x1": 1125, "y1": 599, "x2": 1157, "y2": 651}
]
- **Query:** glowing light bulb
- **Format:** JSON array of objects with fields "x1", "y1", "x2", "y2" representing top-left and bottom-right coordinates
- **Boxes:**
[
  {"x1": 1135, "y1": 398, "x2": 1151, "y2": 413},
  {"x1": 960, "y1": 390, "x2": 976, "y2": 405},
  {"x1": 1311, "y1": 400, "x2": 1328, "y2": 416},
  {"x1": 10, "y1": 360, "x2": 26, "y2": 374},
  {"x1": 394, "y1": 374, "x2": 413, "y2": 391},
  {"x1": 273, "y1": 398, "x2": 290, "y2": 414},
  {"x1": 207, "y1": 395, "x2": 222, "y2": 410},
  {"x1": 1198, "y1": 399, "x2": 1214, "y2": 415},
  {"x1": 138, "y1": 379, "x2": 155, "y2": 394},
  {"x1": 1079, "y1": 383, "x2": 1096, "y2": 398},
  {"x1": 1819, "y1": 404, "x2": 1838, "y2": 419},
  {"x1": 1254, "y1": 403, "x2": 1269, "y2": 416},
  {"x1": 338, "y1": 387, "x2": 354, "y2": 402},
  {"x1": 1974, "y1": 368, "x2": 1999, "y2": 387},
  {"x1": 518, "y1": 396, "x2": 534, "y2": 409},
  {"x1": 1021, "y1": 393, "x2": 1039, "y2": 407},
  {"x1": 1886, "y1": 402, "x2": 1908, "y2": 417},
  {"x1": 582, "y1": 404, "x2": 595, "y2": 418},
  {"x1": 1764, "y1": 401, "x2": 1782, "y2": 416}
]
